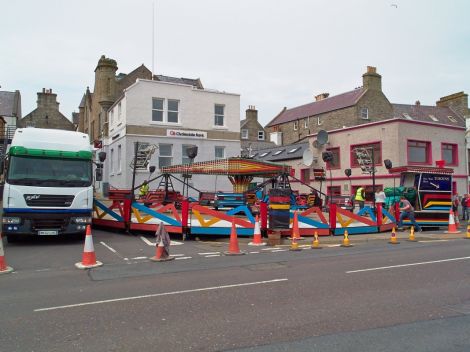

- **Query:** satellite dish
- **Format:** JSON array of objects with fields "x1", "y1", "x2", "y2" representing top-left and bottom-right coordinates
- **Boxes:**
[
  {"x1": 317, "y1": 130, "x2": 329, "y2": 145},
  {"x1": 302, "y1": 149, "x2": 314, "y2": 166}
]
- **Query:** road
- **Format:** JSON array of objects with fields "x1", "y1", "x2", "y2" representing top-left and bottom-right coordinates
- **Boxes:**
[{"x1": 1, "y1": 229, "x2": 470, "y2": 351}]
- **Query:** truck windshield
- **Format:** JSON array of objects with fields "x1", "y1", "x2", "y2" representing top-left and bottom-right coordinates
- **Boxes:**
[{"x1": 7, "y1": 155, "x2": 92, "y2": 187}]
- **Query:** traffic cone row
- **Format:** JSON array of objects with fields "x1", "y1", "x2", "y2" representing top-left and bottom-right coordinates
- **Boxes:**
[
  {"x1": 248, "y1": 215, "x2": 266, "y2": 246},
  {"x1": 388, "y1": 227, "x2": 400, "y2": 244},
  {"x1": 75, "y1": 225, "x2": 103, "y2": 269},
  {"x1": 0, "y1": 233, "x2": 13, "y2": 274},
  {"x1": 445, "y1": 210, "x2": 461, "y2": 234}
]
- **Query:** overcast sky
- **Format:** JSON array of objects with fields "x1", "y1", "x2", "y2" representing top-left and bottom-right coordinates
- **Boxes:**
[{"x1": 1, "y1": 0, "x2": 469, "y2": 125}]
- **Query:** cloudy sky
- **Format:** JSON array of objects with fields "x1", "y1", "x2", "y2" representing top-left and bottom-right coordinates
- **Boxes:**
[{"x1": 1, "y1": 0, "x2": 469, "y2": 125}]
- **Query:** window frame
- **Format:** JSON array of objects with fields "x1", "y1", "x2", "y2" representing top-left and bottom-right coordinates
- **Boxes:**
[
  {"x1": 407, "y1": 139, "x2": 432, "y2": 165},
  {"x1": 293, "y1": 121, "x2": 298, "y2": 131},
  {"x1": 167, "y1": 99, "x2": 180, "y2": 124},
  {"x1": 441, "y1": 142, "x2": 458, "y2": 166},
  {"x1": 117, "y1": 145, "x2": 122, "y2": 173},
  {"x1": 257, "y1": 130, "x2": 265, "y2": 140},
  {"x1": 300, "y1": 168, "x2": 310, "y2": 183},
  {"x1": 241, "y1": 129, "x2": 248, "y2": 139},
  {"x1": 214, "y1": 104, "x2": 225, "y2": 127},
  {"x1": 360, "y1": 107, "x2": 369, "y2": 120},
  {"x1": 215, "y1": 146, "x2": 225, "y2": 160},
  {"x1": 350, "y1": 141, "x2": 382, "y2": 168},
  {"x1": 158, "y1": 143, "x2": 173, "y2": 168}
]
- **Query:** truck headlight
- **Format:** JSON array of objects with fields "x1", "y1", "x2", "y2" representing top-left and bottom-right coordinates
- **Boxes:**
[
  {"x1": 3, "y1": 217, "x2": 21, "y2": 224},
  {"x1": 71, "y1": 217, "x2": 92, "y2": 224}
]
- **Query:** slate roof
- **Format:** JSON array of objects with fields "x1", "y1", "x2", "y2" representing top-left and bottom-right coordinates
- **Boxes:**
[
  {"x1": 266, "y1": 88, "x2": 366, "y2": 127},
  {"x1": 154, "y1": 75, "x2": 204, "y2": 89},
  {"x1": 251, "y1": 142, "x2": 309, "y2": 162},
  {"x1": 0, "y1": 91, "x2": 20, "y2": 117},
  {"x1": 392, "y1": 104, "x2": 465, "y2": 127}
]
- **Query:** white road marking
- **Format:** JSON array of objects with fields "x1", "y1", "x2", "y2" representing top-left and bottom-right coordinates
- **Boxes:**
[
  {"x1": 100, "y1": 241, "x2": 117, "y2": 253},
  {"x1": 249, "y1": 251, "x2": 260, "y2": 254},
  {"x1": 418, "y1": 240, "x2": 449, "y2": 243},
  {"x1": 261, "y1": 248, "x2": 277, "y2": 251},
  {"x1": 346, "y1": 256, "x2": 470, "y2": 274},
  {"x1": 271, "y1": 249, "x2": 287, "y2": 252},
  {"x1": 170, "y1": 240, "x2": 184, "y2": 246},
  {"x1": 326, "y1": 244, "x2": 342, "y2": 247},
  {"x1": 205, "y1": 254, "x2": 221, "y2": 258},
  {"x1": 175, "y1": 256, "x2": 192, "y2": 260},
  {"x1": 140, "y1": 236, "x2": 155, "y2": 246},
  {"x1": 198, "y1": 252, "x2": 220, "y2": 255},
  {"x1": 35, "y1": 268, "x2": 51, "y2": 272},
  {"x1": 131, "y1": 256, "x2": 148, "y2": 260},
  {"x1": 169, "y1": 254, "x2": 186, "y2": 257},
  {"x1": 34, "y1": 278, "x2": 288, "y2": 312}
]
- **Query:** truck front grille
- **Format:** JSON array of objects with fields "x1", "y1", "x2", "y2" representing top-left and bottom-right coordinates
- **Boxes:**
[
  {"x1": 32, "y1": 218, "x2": 68, "y2": 231},
  {"x1": 24, "y1": 194, "x2": 75, "y2": 207}
]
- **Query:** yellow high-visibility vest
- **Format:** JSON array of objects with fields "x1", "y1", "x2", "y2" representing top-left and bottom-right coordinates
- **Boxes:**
[{"x1": 355, "y1": 187, "x2": 365, "y2": 201}]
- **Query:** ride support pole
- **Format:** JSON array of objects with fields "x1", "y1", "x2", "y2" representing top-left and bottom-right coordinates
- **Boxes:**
[
  {"x1": 260, "y1": 201, "x2": 268, "y2": 237},
  {"x1": 329, "y1": 203, "x2": 337, "y2": 235},
  {"x1": 123, "y1": 198, "x2": 132, "y2": 232},
  {"x1": 181, "y1": 199, "x2": 189, "y2": 240},
  {"x1": 376, "y1": 202, "x2": 383, "y2": 227}
]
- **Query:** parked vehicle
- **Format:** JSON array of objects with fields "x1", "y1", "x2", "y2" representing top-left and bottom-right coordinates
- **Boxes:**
[{"x1": 2, "y1": 128, "x2": 96, "y2": 242}]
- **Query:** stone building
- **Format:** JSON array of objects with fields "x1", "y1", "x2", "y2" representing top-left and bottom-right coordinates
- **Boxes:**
[
  {"x1": 17, "y1": 89, "x2": 74, "y2": 131},
  {"x1": 240, "y1": 105, "x2": 273, "y2": 156},
  {"x1": 0, "y1": 90, "x2": 22, "y2": 129},
  {"x1": 266, "y1": 66, "x2": 393, "y2": 146}
]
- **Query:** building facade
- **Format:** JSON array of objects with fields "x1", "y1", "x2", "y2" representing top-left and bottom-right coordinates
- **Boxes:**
[
  {"x1": 17, "y1": 89, "x2": 74, "y2": 131},
  {"x1": 240, "y1": 106, "x2": 273, "y2": 156},
  {"x1": 266, "y1": 66, "x2": 393, "y2": 146},
  {"x1": 103, "y1": 78, "x2": 240, "y2": 196}
]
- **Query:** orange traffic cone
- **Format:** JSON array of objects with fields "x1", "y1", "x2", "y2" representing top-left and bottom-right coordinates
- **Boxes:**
[
  {"x1": 340, "y1": 230, "x2": 353, "y2": 247},
  {"x1": 289, "y1": 234, "x2": 301, "y2": 251},
  {"x1": 248, "y1": 215, "x2": 266, "y2": 246},
  {"x1": 311, "y1": 231, "x2": 322, "y2": 249},
  {"x1": 0, "y1": 233, "x2": 13, "y2": 274},
  {"x1": 407, "y1": 226, "x2": 417, "y2": 242},
  {"x1": 445, "y1": 210, "x2": 461, "y2": 234},
  {"x1": 290, "y1": 211, "x2": 303, "y2": 240},
  {"x1": 150, "y1": 222, "x2": 175, "y2": 262},
  {"x1": 225, "y1": 219, "x2": 245, "y2": 256},
  {"x1": 389, "y1": 227, "x2": 400, "y2": 244},
  {"x1": 75, "y1": 225, "x2": 103, "y2": 269},
  {"x1": 464, "y1": 224, "x2": 470, "y2": 239}
]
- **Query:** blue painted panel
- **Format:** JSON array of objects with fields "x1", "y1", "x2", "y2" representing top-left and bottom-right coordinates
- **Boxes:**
[
  {"x1": 227, "y1": 206, "x2": 255, "y2": 223},
  {"x1": 132, "y1": 202, "x2": 181, "y2": 226},
  {"x1": 94, "y1": 200, "x2": 123, "y2": 221},
  {"x1": 334, "y1": 226, "x2": 379, "y2": 235},
  {"x1": 191, "y1": 227, "x2": 253, "y2": 236}
]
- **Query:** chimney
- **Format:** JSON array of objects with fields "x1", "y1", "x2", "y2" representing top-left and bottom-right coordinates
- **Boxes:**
[
  {"x1": 315, "y1": 93, "x2": 329, "y2": 101},
  {"x1": 362, "y1": 66, "x2": 382, "y2": 91},
  {"x1": 436, "y1": 92, "x2": 469, "y2": 117},
  {"x1": 415, "y1": 100, "x2": 421, "y2": 106},
  {"x1": 37, "y1": 88, "x2": 59, "y2": 110},
  {"x1": 246, "y1": 105, "x2": 258, "y2": 121}
]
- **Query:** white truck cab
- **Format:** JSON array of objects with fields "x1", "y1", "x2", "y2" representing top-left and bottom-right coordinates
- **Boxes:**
[{"x1": 2, "y1": 128, "x2": 94, "y2": 242}]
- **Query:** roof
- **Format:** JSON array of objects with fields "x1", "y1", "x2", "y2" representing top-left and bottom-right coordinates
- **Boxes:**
[
  {"x1": 266, "y1": 88, "x2": 366, "y2": 127},
  {"x1": 154, "y1": 75, "x2": 203, "y2": 89},
  {"x1": 388, "y1": 165, "x2": 454, "y2": 175},
  {"x1": 392, "y1": 104, "x2": 465, "y2": 127},
  {"x1": 251, "y1": 142, "x2": 309, "y2": 162},
  {"x1": 0, "y1": 91, "x2": 20, "y2": 117}
]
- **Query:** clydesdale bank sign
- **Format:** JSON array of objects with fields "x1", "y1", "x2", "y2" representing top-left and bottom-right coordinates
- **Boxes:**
[{"x1": 167, "y1": 129, "x2": 207, "y2": 139}]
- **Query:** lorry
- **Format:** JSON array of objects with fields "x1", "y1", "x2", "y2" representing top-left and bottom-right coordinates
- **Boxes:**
[{"x1": 2, "y1": 128, "x2": 96, "y2": 242}]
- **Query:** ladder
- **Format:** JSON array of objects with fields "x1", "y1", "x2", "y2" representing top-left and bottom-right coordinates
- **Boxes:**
[
  {"x1": 354, "y1": 147, "x2": 376, "y2": 174},
  {"x1": 129, "y1": 144, "x2": 157, "y2": 169}
]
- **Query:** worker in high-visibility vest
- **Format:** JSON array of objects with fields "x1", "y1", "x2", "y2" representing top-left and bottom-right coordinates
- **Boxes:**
[
  {"x1": 139, "y1": 180, "x2": 150, "y2": 198},
  {"x1": 354, "y1": 186, "x2": 366, "y2": 210}
]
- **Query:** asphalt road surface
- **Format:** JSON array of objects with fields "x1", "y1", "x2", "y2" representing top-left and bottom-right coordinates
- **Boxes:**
[{"x1": 1, "y1": 229, "x2": 470, "y2": 351}]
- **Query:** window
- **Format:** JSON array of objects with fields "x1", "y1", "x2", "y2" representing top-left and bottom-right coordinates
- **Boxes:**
[
  {"x1": 360, "y1": 107, "x2": 369, "y2": 119},
  {"x1": 152, "y1": 98, "x2": 164, "y2": 122},
  {"x1": 273, "y1": 150, "x2": 283, "y2": 156},
  {"x1": 293, "y1": 121, "x2": 298, "y2": 130},
  {"x1": 442, "y1": 143, "x2": 458, "y2": 166},
  {"x1": 109, "y1": 110, "x2": 114, "y2": 126},
  {"x1": 351, "y1": 142, "x2": 381, "y2": 168},
  {"x1": 117, "y1": 145, "x2": 122, "y2": 172},
  {"x1": 110, "y1": 148, "x2": 114, "y2": 174},
  {"x1": 215, "y1": 146, "x2": 225, "y2": 159},
  {"x1": 429, "y1": 114, "x2": 438, "y2": 122},
  {"x1": 403, "y1": 113, "x2": 413, "y2": 120},
  {"x1": 167, "y1": 99, "x2": 179, "y2": 123},
  {"x1": 288, "y1": 147, "x2": 300, "y2": 154},
  {"x1": 214, "y1": 104, "x2": 225, "y2": 126},
  {"x1": 317, "y1": 117, "x2": 323, "y2": 126},
  {"x1": 158, "y1": 144, "x2": 173, "y2": 168},
  {"x1": 300, "y1": 168, "x2": 310, "y2": 183},
  {"x1": 304, "y1": 117, "x2": 309, "y2": 129},
  {"x1": 241, "y1": 129, "x2": 248, "y2": 139},
  {"x1": 326, "y1": 147, "x2": 340, "y2": 169},
  {"x1": 408, "y1": 140, "x2": 431, "y2": 164},
  {"x1": 259, "y1": 152, "x2": 269, "y2": 157},
  {"x1": 258, "y1": 130, "x2": 265, "y2": 140},
  {"x1": 447, "y1": 116, "x2": 457, "y2": 123},
  {"x1": 118, "y1": 103, "x2": 122, "y2": 120},
  {"x1": 182, "y1": 145, "x2": 192, "y2": 165}
]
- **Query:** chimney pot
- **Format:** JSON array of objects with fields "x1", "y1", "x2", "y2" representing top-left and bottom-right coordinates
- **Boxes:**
[
  {"x1": 315, "y1": 93, "x2": 329, "y2": 101},
  {"x1": 367, "y1": 66, "x2": 377, "y2": 74}
]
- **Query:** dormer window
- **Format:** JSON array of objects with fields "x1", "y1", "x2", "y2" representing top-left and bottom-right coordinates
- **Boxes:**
[{"x1": 360, "y1": 107, "x2": 369, "y2": 119}]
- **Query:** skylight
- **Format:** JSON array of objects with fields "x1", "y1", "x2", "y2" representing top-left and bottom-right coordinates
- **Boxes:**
[
  {"x1": 447, "y1": 116, "x2": 457, "y2": 123},
  {"x1": 273, "y1": 150, "x2": 284, "y2": 156},
  {"x1": 288, "y1": 147, "x2": 300, "y2": 154},
  {"x1": 402, "y1": 113, "x2": 413, "y2": 120},
  {"x1": 259, "y1": 152, "x2": 269, "y2": 157},
  {"x1": 249, "y1": 153, "x2": 258, "y2": 158},
  {"x1": 428, "y1": 114, "x2": 438, "y2": 122}
]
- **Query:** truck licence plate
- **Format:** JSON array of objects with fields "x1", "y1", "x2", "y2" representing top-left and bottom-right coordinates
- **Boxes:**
[{"x1": 38, "y1": 230, "x2": 58, "y2": 236}]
